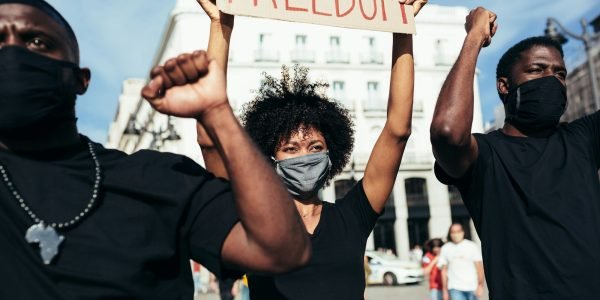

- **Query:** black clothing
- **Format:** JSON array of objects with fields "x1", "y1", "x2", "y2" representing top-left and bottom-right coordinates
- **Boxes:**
[
  {"x1": 0, "y1": 137, "x2": 240, "y2": 299},
  {"x1": 219, "y1": 278, "x2": 236, "y2": 300},
  {"x1": 435, "y1": 111, "x2": 600, "y2": 299},
  {"x1": 248, "y1": 180, "x2": 380, "y2": 300}
]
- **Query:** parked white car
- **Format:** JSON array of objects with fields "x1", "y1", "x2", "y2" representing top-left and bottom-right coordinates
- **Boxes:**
[{"x1": 366, "y1": 251, "x2": 424, "y2": 286}]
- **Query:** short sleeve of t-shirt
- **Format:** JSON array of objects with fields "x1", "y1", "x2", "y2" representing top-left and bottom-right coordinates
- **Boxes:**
[
  {"x1": 437, "y1": 248, "x2": 448, "y2": 268},
  {"x1": 566, "y1": 110, "x2": 600, "y2": 169},
  {"x1": 434, "y1": 134, "x2": 493, "y2": 203},
  {"x1": 422, "y1": 255, "x2": 432, "y2": 266},
  {"x1": 335, "y1": 180, "x2": 381, "y2": 240},
  {"x1": 172, "y1": 158, "x2": 239, "y2": 279}
]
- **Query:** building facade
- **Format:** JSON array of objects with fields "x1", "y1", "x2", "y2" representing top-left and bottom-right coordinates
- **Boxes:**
[
  {"x1": 563, "y1": 15, "x2": 600, "y2": 122},
  {"x1": 107, "y1": 0, "x2": 484, "y2": 260}
]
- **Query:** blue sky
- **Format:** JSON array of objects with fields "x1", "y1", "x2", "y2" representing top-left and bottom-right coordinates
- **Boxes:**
[{"x1": 45, "y1": 0, "x2": 600, "y2": 143}]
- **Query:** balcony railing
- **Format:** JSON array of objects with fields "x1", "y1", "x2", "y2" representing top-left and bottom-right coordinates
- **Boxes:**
[
  {"x1": 434, "y1": 52, "x2": 455, "y2": 66},
  {"x1": 325, "y1": 50, "x2": 351, "y2": 64},
  {"x1": 363, "y1": 98, "x2": 387, "y2": 111},
  {"x1": 291, "y1": 48, "x2": 316, "y2": 63},
  {"x1": 254, "y1": 48, "x2": 280, "y2": 62},
  {"x1": 360, "y1": 51, "x2": 384, "y2": 64},
  {"x1": 401, "y1": 152, "x2": 432, "y2": 166}
]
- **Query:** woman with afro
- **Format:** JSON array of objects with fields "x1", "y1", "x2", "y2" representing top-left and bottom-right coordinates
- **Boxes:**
[{"x1": 194, "y1": 0, "x2": 427, "y2": 298}]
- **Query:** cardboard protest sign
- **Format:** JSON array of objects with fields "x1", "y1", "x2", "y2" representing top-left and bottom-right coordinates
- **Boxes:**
[{"x1": 217, "y1": 0, "x2": 416, "y2": 34}]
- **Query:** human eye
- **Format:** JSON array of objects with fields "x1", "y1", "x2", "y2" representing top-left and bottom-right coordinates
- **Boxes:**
[
  {"x1": 27, "y1": 37, "x2": 50, "y2": 50},
  {"x1": 282, "y1": 146, "x2": 297, "y2": 153},
  {"x1": 310, "y1": 144, "x2": 324, "y2": 152}
]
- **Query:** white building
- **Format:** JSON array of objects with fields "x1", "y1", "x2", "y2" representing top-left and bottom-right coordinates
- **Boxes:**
[{"x1": 107, "y1": 0, "x2": 484, "y2": 260}]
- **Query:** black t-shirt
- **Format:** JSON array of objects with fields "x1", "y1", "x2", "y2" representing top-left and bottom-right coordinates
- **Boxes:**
[
  {"x1": 435, "y1": 111, "x2": 600, "y2": 300},
  {"x1": 0, "y1": 137, "x2": 240, "y2": 299},
  {"x1": 248, "y1": 180, "x2": 380, "y2": 300}
]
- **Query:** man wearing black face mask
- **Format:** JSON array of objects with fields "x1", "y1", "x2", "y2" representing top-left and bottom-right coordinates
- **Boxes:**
[
  {"x1": 430, "y1": 7, "x2": 600, "y2": 300},
  {"x1": 0, "y1": 0, "x2": 311, "y2": 299}
]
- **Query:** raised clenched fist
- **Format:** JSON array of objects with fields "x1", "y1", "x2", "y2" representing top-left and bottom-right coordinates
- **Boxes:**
[{"x1": 141, "y1": 50, "x2": 229, "y2": 121}]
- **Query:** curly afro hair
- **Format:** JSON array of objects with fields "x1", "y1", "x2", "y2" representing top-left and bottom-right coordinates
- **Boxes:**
[{"x1": 241, "y1": 65, "x2": 355, "y2": 184}]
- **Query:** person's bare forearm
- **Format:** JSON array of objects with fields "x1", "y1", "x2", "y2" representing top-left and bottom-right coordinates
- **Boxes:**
[
  {"x1": 197, "y1": 18, "x2": 233, "y2": 178},
  {"x1": 441, "y1": 266, "x2": 449, "y2": 291},
  {"x1": 207, "y1": 18, "x2": 233, "y2": 74},
  {"x1": 198, "y1": 123, "x2": 228, "y2": 178},
  {"x1": 476, "y1": 261, "x2": 484, "y2": 286},
  {"x1": 199, "y1": 104, "x2": 309, "y2": 266},
  {"x1": 363, "y1": 33, "x2": 413, "y2": 213},
  {"x1": 430, "y1": 34, "x2": 483, "y2": 147}
]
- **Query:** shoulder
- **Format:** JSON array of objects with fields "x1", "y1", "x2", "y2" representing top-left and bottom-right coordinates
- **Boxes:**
[
  {"x1": 100, "y1": 145, "x2": 208, "y2": 177},
  {"x1": 560, "y1": 111, "x2": 600, "y2": 139},
  {"x1": 463, "y1": 240, "x2": 479, "y2": 250}
]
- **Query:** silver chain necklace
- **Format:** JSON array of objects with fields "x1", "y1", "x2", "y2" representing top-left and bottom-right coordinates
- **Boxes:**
[{"x1": 0, "y1": 141, "x2": 101, "y2": 265}]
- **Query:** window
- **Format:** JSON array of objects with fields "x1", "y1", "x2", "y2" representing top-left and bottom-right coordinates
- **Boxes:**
[
  {"x1": 405, "y1": 177, "x2": 430, "y2": 247},
  {"x1": 255, "y1": 33, "x2": 279, "y2": 62},
  {"x1": 330, "y1": 36, "x2": 340, "y2": 48},
  {"x1": 332, "y1": 81, "x2": 345, "y2": 100},
  {"x1": 405, "y1": 178, "x2": 429, "y2": 206},
  {"x1": 448, "y1": 185, "x2": 462, "y2": 205},
  {"x1": 374, "y1": 220, "x2": 397, "y2": 255},
  {"x1": 407, "y1": 218, "x2": 429, "y2": 249},
  {"x1": 291, "y1": 34, "x2": 315, "y2": 63},
  {"x1": 334, "y1": 179, "x2": 356, "y2": 199},
  {"x1": 364, "y1": 81, "x2": 384, "y2": 111},
  {"x1": 368, "y1": 37, "x2": 376, "y2": 47},
  {"x1": 326, "y1": 36, "x2": 350, "y2": 64},
  {"x1": 361, "y1": 37, "x2": 383, "y2": 64},
  {"x1": 295, "y1": 35, "x2": 307, "y2": 47},
  {"x1": 367, "y1": 81, "x2": 379, "y2": 100}
]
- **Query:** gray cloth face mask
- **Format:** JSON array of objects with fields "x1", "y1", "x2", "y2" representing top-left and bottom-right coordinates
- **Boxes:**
[{"x1": 273, "y1": 152, "x2": 332, "y2": 200}]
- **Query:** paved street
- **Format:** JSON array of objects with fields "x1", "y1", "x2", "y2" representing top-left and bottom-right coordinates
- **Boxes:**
[{"x1": 195, "y1": 283, "x2": 490, "y2": 300}]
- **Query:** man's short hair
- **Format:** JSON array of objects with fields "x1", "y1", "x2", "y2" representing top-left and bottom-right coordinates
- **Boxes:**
[{"x1": 496, "y1": 36, "x2": 564, "y2": 81}]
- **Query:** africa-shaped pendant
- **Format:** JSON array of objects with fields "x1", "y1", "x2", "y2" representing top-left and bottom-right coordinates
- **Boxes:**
[{"x1": 25, "y1": 223, "x2": 64, "y2": 265}]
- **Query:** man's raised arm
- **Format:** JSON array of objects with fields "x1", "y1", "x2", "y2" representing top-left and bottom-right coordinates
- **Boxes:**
[
  {"x1": 430, "y1": 7, "x2": 497, "y2": 178},
  {"x1": 142, "y1": 51, "x2": 310, "y2": 273}
]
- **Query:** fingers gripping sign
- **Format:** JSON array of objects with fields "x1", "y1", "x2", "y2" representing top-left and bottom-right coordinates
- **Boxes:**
[
  {"x1": 141, "y1": 51, "x2": 229, "y2": 120},
  {"x1": 465, "y1": 7, "x2": 498, "y2": 48},
  {"x1": 400, "y1": 0, "x2": 428, "y2": 17}
]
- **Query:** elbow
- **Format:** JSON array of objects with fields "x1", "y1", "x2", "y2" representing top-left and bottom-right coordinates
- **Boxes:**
[
  {"x1": 385, "y1": 123, "x2": 412, "y2": 142},
  {"x1": 430, "y1": 122, "x2": 469, "y2": 148},
  {"x1": 398, "y1": 128, "x2": 412, "y2": 142},
  {"x1": 266, "y1": 239, "x2": 312, "y2": 274}
]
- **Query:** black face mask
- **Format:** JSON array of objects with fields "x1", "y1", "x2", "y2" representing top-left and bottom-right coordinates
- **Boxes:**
[
  {"x1": 0, "y1": 46, "x2": 80, "y2": 130},
  {"x1": 504, "y1": 76, "x2": 567, "y2": 138}
]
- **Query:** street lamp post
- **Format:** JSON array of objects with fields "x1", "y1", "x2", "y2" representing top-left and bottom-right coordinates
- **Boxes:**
[{"x1": 545, "y1": 17, "x2": 600, "y2": 111}]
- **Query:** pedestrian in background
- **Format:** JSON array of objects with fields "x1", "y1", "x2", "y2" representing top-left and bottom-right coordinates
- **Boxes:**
[
  {"x1": 410, "y1": 243, "x2": 424, "y2": 262},
  {"x1": 422, "y1": 239, "x2": 444, "y2": 300},
  {"x1": 438, "y1": 223, "x2": 484, "y2": 300}
]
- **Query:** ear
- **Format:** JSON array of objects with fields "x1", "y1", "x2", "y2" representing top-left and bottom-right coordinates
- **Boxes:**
[
  {"x1": 75, "y1": 68, "x2": 91, "y2": 95},
  {"x1": 497, "y1": 77, "x2": 510, "y2": 101}
]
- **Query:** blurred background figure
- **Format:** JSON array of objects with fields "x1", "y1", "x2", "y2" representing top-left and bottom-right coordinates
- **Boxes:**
[
  {"x1": 438, "y1": 224, "x2": 484, "y2": 300},
  {"x1": 422, "y1": 239, "x2": 444, "y2": 300},
  {"x1": 239, "y1": 276, "x2": 250, "y2": 300},
  {"x1": 410, "y1": 243, "x2": 424, "y2": 262},
  {"x1": 218, "y1": 277, "x2": 238, "y2": 300}
]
